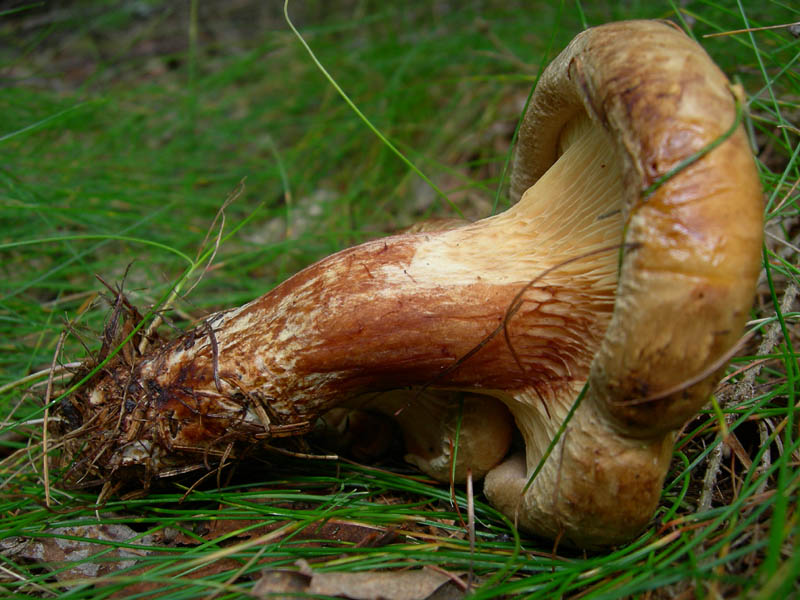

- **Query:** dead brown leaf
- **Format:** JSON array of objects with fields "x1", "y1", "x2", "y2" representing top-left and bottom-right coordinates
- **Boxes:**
[
  {"x1": 3, "y1": 521, "x2": 154, "y2": 585},
  {"x1": 176, "y1": 514, "x2": 399, "y2": 548},
  {"x1": 252, "y1": 559, "x2": 467, "y2": 600},
  {"x1": 108, "y1": 558, "x2": 243, "y2": 599}
]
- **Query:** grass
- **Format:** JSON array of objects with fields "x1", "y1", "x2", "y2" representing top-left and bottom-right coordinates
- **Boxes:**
[{"x1": 1, "y1": 0, "x2": 799, "y2": 597}]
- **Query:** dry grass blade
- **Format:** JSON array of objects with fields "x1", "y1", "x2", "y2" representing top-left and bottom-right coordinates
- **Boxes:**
[
  {"x1": 702, "y1": 22, "x2": 800, "y2": 38},
  {"x1": 42, "y1": 330, "x2": 68, "y2": 507}
]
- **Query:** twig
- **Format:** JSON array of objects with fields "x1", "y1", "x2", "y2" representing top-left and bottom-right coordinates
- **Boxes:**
[
  {"x1": 720, "y1": 282, "x2": 798, "y2": 408},
  {"x1": 424, "y1": 565, "x2": 470, "y2": 591},
  {"x1": 0, "y1": 564, "x2": 59, "y2": 597},
  {"x1": 0, "y1": 362, "x2": 81, "y2": 397},
  {"x1": 767, "y1": 175, "x2": 800, "y2": 217},
  {"x1": 262, "y1": 444, "x2": 338, "y2": 460},
  {"x1": 702, "y1": 22, "x2": 800, "y2": 38},
  {"x1": 699, "y1": 440, "x2": 725, "y2": 512},
  {"x1": 466, "y1": 468, "x2": 475, "y2": 590},
  {"x1": 43, "y1": 330, "x2": 68, "y2": 508},
  {"x1": 203, "y1": 320, "x2": 223, "y2": 394},
  {"x1": 701, "y1": 282, "x2": 798, "y2": 513},
  {"x1": 756, "y1": 419, "x2": 773, "y2": 496},
  {"x1": 766, "y1": 230, "x2": 800, "y2": 255}
]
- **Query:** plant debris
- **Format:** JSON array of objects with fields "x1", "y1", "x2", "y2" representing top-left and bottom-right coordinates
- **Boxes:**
[{"x1": 253, "y1": 560, "x2": 467, "y2": 600}]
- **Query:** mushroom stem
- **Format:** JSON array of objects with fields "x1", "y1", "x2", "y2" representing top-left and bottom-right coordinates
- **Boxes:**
[{"x1": 62, "y1": 113, "x2": 619, "y2": 483}]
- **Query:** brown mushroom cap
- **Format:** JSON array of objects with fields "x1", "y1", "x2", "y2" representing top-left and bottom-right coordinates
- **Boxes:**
[
  {"x1": 513, "y1": 19, "x2": 762, "y2": 435},
  {"x1": 484, "y1": 20, "x2": 763, "y2": 545}
]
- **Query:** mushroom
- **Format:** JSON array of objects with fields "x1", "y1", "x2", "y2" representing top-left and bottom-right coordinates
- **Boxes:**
[
  {"x1": 339, "y1": 390, "x2": 515, "y2": 483},
  {"x1": 59, "y1": 20, "x2": 762, "y2": 548}
]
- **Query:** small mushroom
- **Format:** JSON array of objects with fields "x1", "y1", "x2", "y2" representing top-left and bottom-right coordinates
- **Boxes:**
[
  {"x1": 60, "y1": 21, "x2": 762, "y2": 547},
  {"x1": 343, "y1": 390, "x2": 515, "y2": 483}
]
